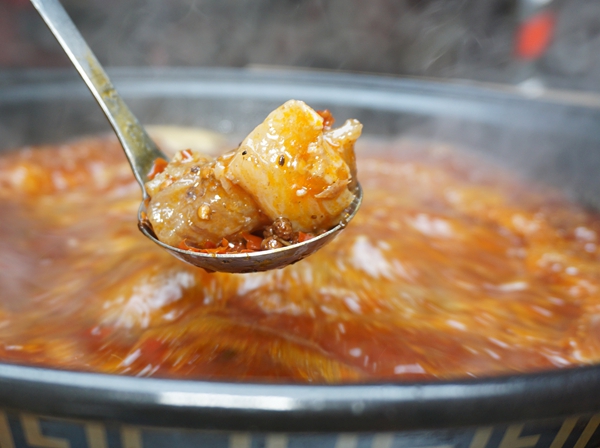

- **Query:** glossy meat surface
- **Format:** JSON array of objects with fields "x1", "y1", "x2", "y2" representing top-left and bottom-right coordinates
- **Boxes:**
[
  {"x1": 145, "y1": 150, "x2": 268, "y2": 247},
  {"x1": 1, "y1": 135, "x2": 600, "y2": 382},
  {"x1": 225, "y1": 100, "x2": 361, "y2": 232},
  {"x1": 145, "y1": 100, "x2": 362, "y2": 249}
]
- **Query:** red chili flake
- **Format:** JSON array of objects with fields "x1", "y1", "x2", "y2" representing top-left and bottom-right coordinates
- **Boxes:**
[
  {"x1": 241, "y1": 232, "x2": 263, "y2": 251},
  {"x1": 199, "y1": 246, "x2": 228, "y2": 254},
  {"x1": 147, "y1": 158, "x2": 168, "y2": 181},
  {"x1": 178, "y1": 239, "x2": 201, "y2": 252},
  {"x1": 181, "y1": 149, "x2": 194, "y2": 161},
  {"x1": 317, "y1": 109, "x2": 335, "y2": 128},
  {"x1": 298, "y1": 231, "x2": 315, "y2": 243},
  {"x1": 197, "y1": 238, "x2": 230, "y2": 254}
]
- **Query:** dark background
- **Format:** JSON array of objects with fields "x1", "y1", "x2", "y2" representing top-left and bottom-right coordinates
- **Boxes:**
[{"x1": 2, "y1": 0, "x2": 600, "y2": 92}]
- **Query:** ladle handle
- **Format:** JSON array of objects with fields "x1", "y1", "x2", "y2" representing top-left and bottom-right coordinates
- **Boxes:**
[{"x1": 30, "y1": 0, "x2": 167, "y2": 193}]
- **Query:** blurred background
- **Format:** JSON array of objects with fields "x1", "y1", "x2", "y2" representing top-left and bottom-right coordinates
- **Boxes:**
[{"x1": 1, "y1": 0, "x2": 600, "y2": 92}]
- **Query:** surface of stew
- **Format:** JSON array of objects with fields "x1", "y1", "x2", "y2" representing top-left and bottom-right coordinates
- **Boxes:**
[{"x1": 1, "y1": 135, "x2": 600, "y2": 383}]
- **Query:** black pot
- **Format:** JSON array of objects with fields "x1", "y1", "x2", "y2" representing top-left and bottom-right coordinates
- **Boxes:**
[{"x1": 1, "y1": 68, "x2": 600, "y2": 448}]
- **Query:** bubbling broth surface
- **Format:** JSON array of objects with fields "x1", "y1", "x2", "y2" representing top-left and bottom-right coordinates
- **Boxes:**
[{"x1": 0, "y1": 135, "x2": 600, "y2": 383}]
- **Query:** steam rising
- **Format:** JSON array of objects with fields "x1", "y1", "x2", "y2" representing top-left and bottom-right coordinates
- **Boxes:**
[{"x1": 2, "y1": 0, "x2": 588, "y2": 89}]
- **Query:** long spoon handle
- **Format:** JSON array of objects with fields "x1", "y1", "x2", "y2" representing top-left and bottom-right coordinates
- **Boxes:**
[{"x1": 30, "y1": 0, "x2": 167, "y2": 193}]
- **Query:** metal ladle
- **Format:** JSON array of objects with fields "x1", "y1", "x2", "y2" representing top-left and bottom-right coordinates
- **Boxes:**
[{"x1": 30, "y1": 0, "x2": 362, "y2": 273}]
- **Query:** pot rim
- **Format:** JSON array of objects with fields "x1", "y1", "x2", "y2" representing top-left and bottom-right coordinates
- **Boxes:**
[{"x1": 0, "y1": 362, "x2": 599, "y2": 432}]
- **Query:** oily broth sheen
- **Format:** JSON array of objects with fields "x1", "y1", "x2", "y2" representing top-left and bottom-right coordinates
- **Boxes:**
[{"x1": 0, "y1": 135, "x2": 599, "y2": 382}]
